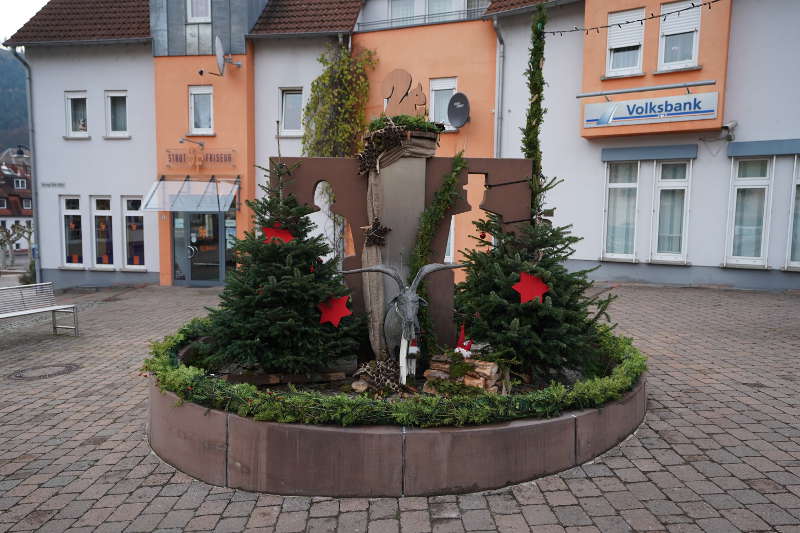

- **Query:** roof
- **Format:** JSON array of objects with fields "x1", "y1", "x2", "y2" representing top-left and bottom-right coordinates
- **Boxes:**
[
  {"x1": 4, "y1": 0, "x2": 150, "y2": 47},
  {"x1": 250, "y1": 0, "x2": 364, "y2": 36},
  {"x1": 485, "y1": 0, "x2": 548, "y2": 16}
]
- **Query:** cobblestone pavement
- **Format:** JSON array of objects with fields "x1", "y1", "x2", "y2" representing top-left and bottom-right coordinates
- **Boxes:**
[{"x1": 1, "y1": 284, "x2": 800, "y2": 533}]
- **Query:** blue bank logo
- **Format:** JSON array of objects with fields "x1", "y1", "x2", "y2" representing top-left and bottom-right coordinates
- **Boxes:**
[{"x1": 585, "y1": 92, "x2": 718, "y2": 128}]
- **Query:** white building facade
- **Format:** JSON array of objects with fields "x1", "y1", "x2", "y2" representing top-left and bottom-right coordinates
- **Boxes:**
[{"x1": 27, "y1": 44, "x2": 159, "y2": 287}]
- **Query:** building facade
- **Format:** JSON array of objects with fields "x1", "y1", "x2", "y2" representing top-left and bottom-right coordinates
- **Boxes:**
[{"x1": 6, "y1": 0, "x2": 800, "y2": 290}]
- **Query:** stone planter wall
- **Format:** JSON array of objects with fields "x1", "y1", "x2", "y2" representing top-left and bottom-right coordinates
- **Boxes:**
[{"x1": 148, "y1": 377, "x2": 646, "y2": 497}]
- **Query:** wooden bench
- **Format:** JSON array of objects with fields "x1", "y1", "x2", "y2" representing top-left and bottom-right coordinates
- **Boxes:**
[{"x1": 0, "y1": 282, "x2": 79, "y2": 336}]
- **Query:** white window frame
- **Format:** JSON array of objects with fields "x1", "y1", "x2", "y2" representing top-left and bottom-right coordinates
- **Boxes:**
[
  {"x1": 658, "y1": 1, "x2": 701, "y2": 71},
  {"x1": 279, "y1": 88, "x2": 303, "y2": 137},
  {"x1": 105, "y1": 90, "x2": 129, "y2": 138},
  {"x1": 0, "y1": 198, "x2": 7, "y2": 209},
  {"x1": 786, "y1": 155, "x2": 800, "y2": 270},
  {"x1": 13, "y1": 178, "x2": 26, "y2": 189},
  {"x1": 189, "y1": 85, "x2": 214, "y2": 135},
  {"x1": 649, "y1": 160, "x2": 692, "y2": 263},
  {"x1": 22, "y1": 199, "x2": 32, "y2": 210},
  {"x1": 444, "y1": 215, "x2": 456, "y2": 263},
  {"x1": 122, "y1": 196, "x2": 146, "y2": 269},
  {"x1": 61, "y1": 196, "x2": 84, "y2": 267},
  {"x1": 724, "y1": 158, "x2": 774, "y2": 267},
  {"x1": 430, "y1": 77, "x2": 457, "y2": 131},
  {"x1": 602, "y1": 161, "x2": 640, "y2": 261},
  {"x1": 91, "y1": 196, "x2": 115, "y2": 269},
  {"x1": 606, "y1": 8, "x2": 645, "y2": 77},
  {"x1": 65, "y1": 91, "x2": 89, "y2": 138},
  {"x1": 186, "y1": 0, "x2": 212, "y2": 23}
]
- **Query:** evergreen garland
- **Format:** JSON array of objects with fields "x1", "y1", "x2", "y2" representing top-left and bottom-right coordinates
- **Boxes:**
[
  {"x1": 302, "y1": 45, "x2": 376, "y2": 157},
  {"x1": 521, "y1": 5, "x2": 551, "y2": 218}
]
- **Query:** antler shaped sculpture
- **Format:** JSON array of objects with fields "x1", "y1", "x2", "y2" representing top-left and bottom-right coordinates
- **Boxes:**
[{"x1": 342, "y1": 263, "x2": 463, "y2": 384}]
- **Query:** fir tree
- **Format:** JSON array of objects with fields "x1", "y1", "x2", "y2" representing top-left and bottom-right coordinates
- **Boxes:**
[
  {"x1": 200, "y1": 162, "x2": 366, "y2": 374},
  {"x1": 454, "y1": 215, "x2": 614, "y2": 379}
]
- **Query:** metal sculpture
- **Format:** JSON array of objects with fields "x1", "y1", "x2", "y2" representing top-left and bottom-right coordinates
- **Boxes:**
[{"x1": 343, "y1": 262, "x2": 463, "y2": 384}]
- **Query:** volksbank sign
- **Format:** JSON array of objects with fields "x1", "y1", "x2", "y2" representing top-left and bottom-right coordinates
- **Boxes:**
[{"x1": 585, "y1": 92, "x2": 718, "y2": 128}]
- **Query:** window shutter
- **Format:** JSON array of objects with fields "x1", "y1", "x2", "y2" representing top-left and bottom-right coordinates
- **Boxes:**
[
  {"x1": 608, "y1": 8, "x2": 645, "y2": 49},
  {"x1": 661, "y1": 1, "x2": 700, "y2": 35}
]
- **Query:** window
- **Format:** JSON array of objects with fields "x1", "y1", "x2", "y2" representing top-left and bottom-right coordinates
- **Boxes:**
[
  {"x1": 62, "y1": 196, "x2": 83, "y2": 265},
  {"x1": 428, "y1": 0, "x2": 452, "y2": 22},
  {"x1": 187, "y1": 0, "x2": 211, "y2": 23},
  {"x1": 467, "y1": 0, "x2": 490, "y2": 17},
  {"x1": 607, "y1": 8, "x2": 644, "y2": 76},
  {"x1": 391, "y1": 0, "x2": 414, "y2": 23},
  {"x1": 189, "y1": 86, "x2": 213, "y2": 135},
  {"x1": 430, "y1": 77, "x2": 456, "y2": 130},
  {"x1": 787, "y1": 157, "x2": 800, "y2": 268},
  {"x1": 123, "y1": 197, "x2": 145, "y2": 267},
  {"x1": 726, "y1": 159, "x2": 771, "y2": 266},
  {"x1": 659, "y1": 1, "x2": 700, "y2": 70},
  {"x1": 65, "y1": 91, "x2": 88, "y2": 137},
  {"x1": 105, "y1": 91, "x2": 128, "y2": 137},
  {"x1": 604, "y1": 162, "x2": 639, "y2": 258},
  {"x1": 14, "y1": 178, "x2": 26, "y2": 189},
  {"x1": 652, "y1": 161, "x2": 691, "y2": 261},
  {"x1": 92, "y1": 197, "x2": 114, "y2": 267},
  {"x1": 22, "y1": 199, "x2": 32, "y2": 210},
  {"x1": 280, "y1": 89, "x2": 303, "y2": 135},
  {"x1": 0, "y1": 198, "x2": 6, "y2": 209}
]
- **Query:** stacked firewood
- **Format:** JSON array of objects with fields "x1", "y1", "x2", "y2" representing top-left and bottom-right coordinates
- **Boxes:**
[{"x1": 423, "y1": 353, "x2": 501, "y2": 393}]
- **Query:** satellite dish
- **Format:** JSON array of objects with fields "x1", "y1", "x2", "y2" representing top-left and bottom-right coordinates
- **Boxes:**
[
  {"x1": 215, "y1": 35, "x2": 226, "y2": 76},
  {"x1": 447, "y1": 92, "x2": 470, "y2": 129}
]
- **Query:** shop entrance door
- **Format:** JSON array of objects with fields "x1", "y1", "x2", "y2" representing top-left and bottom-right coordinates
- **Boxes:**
[{"x1": 173, "y1": 212, "x2": 235, "y2": 285}]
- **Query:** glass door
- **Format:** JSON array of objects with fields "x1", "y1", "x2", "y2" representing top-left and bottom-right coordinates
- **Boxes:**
[
  {"x1": 173, "y1": 212, "x2": 228, "y2": 285},
  {"x1": 189, "y1": 213, "x2": 220, "y2": 281}
]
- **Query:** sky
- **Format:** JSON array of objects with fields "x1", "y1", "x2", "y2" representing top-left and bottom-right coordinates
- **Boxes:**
[{"x1": 0, "y1": 0, "x2": 49, "y2": 44}]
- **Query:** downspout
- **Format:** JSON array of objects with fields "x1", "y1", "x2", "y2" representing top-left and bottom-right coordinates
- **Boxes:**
[
  {"x1": 492, "y1": 17, "x2": 505, "y2": 158},
  {"x1": 11, "y1": 47, "x2": 42, "y2": 284}
]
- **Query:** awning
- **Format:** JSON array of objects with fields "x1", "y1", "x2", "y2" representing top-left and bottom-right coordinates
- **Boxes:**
[{"x1": 143, "y1": 175, "x2": 239, "y2": 212}]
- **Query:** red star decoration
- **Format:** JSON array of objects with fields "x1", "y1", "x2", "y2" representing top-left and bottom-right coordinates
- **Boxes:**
[
  {"x1": 262, "y1": 223, "x2": 294, "y2": 244},
  {"x1": 512, "y1": 272, "x2": 550, "y2": 304},
  {"x1": 318, "y1": 295, "x2": 352, "y2": 327}
]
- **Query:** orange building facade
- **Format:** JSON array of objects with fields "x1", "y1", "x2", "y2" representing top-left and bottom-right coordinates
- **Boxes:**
[{"x1": 153, "y1": 50, "x2": 257, "y2": 286}]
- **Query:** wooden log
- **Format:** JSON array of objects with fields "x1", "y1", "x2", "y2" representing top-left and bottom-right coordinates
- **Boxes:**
[
  {"x1": 466, "y1": 359, "x2": 499, "y2": 379},
  {"x1": 423, "y1": 369, "x2": 450, "y2": 380},
  {"x1": 429, "y1": 361, "x2": 451, "y2": 373},
  {"x1": 463, "y1": 375, "x2": 486, "y2": 389},
  {"x1": 430, "y1": 353, "x2": 450, "y2": 363},
  {"x1": 422, "y1": 381, "x2": 439, "y2": 394},
  {"x1": 351, "y1": 380, "x2": 369, "y2": 393}
]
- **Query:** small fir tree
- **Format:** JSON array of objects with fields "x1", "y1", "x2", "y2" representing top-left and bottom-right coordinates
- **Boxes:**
[
  {"x1": 200, "y1": 162, "x2": 366, "y2": 374},
  {"x1": 454, "y1": 215, "x2": 614, "y2": 379}
]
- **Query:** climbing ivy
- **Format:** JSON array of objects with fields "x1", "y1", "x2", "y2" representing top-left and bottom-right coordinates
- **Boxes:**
[
  {"x1": 302, "y1": 44, "x2": 377, "y2": 157},
  {"x1": 521, "y1": 5, "x2": 552, "y2": 218}
]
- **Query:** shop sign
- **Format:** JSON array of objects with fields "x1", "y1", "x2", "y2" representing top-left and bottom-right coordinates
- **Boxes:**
[
  {"x1": 166, "y1": 148, "x2": 236, "y2": 169},
  {"x1": 584, "y1": 92, "x2": 718, "y2": 128}
]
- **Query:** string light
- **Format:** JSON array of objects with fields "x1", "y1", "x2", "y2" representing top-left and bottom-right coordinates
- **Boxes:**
[{"x1": 541, "y1": 0, "x2": 721, "y2": 36}]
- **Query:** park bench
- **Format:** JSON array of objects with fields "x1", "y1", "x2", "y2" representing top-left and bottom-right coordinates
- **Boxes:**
[{"x1": 0, "y1": 282, "x2": 79, "y2": 336}]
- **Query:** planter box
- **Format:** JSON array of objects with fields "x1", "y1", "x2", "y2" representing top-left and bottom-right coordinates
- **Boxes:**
[{"x1": 148, "y1": 376, "x2": 646, "y2": 497}]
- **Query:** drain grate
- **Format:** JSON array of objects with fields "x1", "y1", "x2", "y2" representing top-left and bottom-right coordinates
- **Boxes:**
[{"x1": 8, "y1": 364, "x2": 81, "y2": 381}]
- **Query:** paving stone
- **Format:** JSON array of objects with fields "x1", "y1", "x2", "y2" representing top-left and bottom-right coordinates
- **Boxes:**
[
  {"x1": 275, "y1": 511, "x2": 307, "y2": 533},
  {"x1": 308, "y1": 516, "x2": 337, "y2": 533},
  {"x1": 338, "y1": 511, "x2": 367, "y2": 533},
  {"x1": 400, "y1": 510, "x2": 431, "y2": 533},
  {"x1": 460, "y1": 510, "x2": 493, "y2": 531}
]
